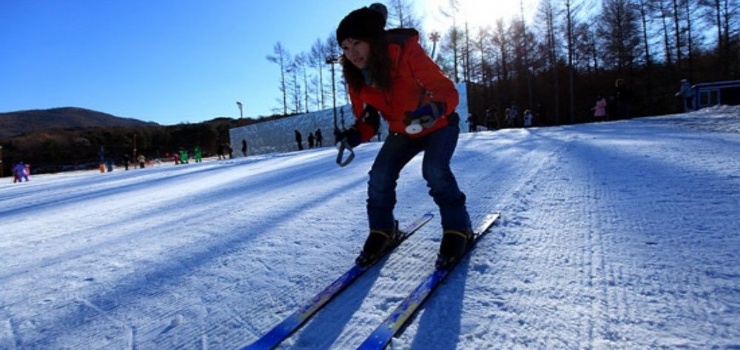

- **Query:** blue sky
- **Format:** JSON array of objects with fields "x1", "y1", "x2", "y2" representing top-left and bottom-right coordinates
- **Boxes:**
[{"x1": 0, "y1": 0, "x2": 519, "y2": 125}]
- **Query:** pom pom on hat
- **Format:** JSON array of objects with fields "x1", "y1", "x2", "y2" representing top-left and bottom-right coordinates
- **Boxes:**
[
  {"x1": 369, "y1": 3, "x2": 388, "y2": 20},
  {"x1": 336, "y1": 4, "x2": 388, "y2": 45}
]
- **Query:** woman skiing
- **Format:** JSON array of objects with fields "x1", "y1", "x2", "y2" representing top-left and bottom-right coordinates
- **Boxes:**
[{"x1": 335, "y1": 4, "x2": 472, "y2": 269}]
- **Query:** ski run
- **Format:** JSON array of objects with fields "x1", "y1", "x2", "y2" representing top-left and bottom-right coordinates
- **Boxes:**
[
  {"x1": 242, "y1": 212, "x2": 433, "y2": 350},
  {"x1": 1, "y1": 106, "x2": 739, "y2": 349}
]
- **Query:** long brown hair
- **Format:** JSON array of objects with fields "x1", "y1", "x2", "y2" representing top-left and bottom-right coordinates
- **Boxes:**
[{"x1": 341, "y1": 35, "x2": 393, "y2": 93}]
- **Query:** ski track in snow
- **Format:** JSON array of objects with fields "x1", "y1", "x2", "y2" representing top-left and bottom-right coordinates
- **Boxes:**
[{"x1": 1, "y1": 108, "x2": 739, "y2": 349}]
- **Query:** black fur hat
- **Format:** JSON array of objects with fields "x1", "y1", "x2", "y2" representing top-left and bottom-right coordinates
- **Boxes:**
[{"x1": 336, "y1": 4, "x2": 388, "y2": 45}]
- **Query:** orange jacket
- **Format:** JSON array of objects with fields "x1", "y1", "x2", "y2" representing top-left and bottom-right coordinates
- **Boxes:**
[{"x1": 349, "y1": 29, "x2": 459, "y2": 141}]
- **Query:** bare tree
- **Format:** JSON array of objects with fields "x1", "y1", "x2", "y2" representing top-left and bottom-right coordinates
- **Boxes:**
[
  {"x1": 671, "y1": 0, "x2": 685, "y2": 69},
  {"x1": 564, "y1": 0, "x2": 578, "y2": 122},
  {"x1": 576, "y1": 22, "x2": 600, "y2": 74},
  {"x1": 516, "y1": 0, "x2": 533, "y2": 109},
  {"x1": 700, "y1": 0, "x2": 740, "y2": 77},
  {"x1": 461, "y1": 22, "x2": 471, "y2": 82},
  {"x1": 308, "y1": 39, "x2": 328, "y2": 110},
  {"x1": 597, "y1": 0, "x2": 642, "y2": 72},
  {"x1": 266, "y1": 42, "x2": 291, "y2": 115},
  {"x1": 286, "y1": 60, "x2": 301, "y2": 114},
  {"x1": 491, "y1": 18, "x2": 512, "y2": 88},
  {"x1": 652, "y1": 0, "x2": 676, "y2": 68},
  {"x1": 684, "y1": 0, "x2": 697, "y2": 80},
  {"x1": 429, "y1": 31, "x2": 441, "y2": 59},
  {"x1": 386, "y1": 0, "x2": 422, "y2": 29},
  {"x1": 294, "y1": 53, "x2": 310, "y2": 113},
  {"x1": 534, "y1": 0, "x2": 561, "y2": 124},
  {"x1": 473, "y1": 27, "x2": 492, "y2": 85},
  {"x1": 438, "y1": 0, "x2": 463, "y2": 82},
  {"x1": 636, "y1": 0, "x2": 654, "y2": 70},
  {"x1": 637, "y1": 0, "x2": 657, "y2": 113}
]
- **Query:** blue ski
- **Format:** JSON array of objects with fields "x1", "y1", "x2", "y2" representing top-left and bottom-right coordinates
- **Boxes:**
[
  {"x1": 356, "y1": 212, "x2": 501, "y2": 350},
  {"x1": 241, "y1": 211, "x2": 434, "y2": 350}
]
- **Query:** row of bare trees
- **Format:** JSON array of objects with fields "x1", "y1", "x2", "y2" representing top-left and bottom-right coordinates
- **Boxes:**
[{"x1": 267, "y1": 0, "x2": 738, "y2": 126}]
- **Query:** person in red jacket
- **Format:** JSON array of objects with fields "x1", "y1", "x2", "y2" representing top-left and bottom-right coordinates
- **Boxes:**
[{"x1": 336, "y1": 4, "x2": 472, "y2": 269}]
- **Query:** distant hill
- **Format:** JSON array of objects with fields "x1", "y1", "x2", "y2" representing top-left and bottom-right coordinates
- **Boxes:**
[{"x1": 0, "y1": 107, "x2": 160, "y2": 138}]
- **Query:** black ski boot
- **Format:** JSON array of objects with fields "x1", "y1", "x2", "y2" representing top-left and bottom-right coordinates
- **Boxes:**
[
  {"x1": 356, "y1": 221, "x2": 400, "y2": 267},
  {"x1": 435, "y1": 229, "x2": 474, "y2": 269}
]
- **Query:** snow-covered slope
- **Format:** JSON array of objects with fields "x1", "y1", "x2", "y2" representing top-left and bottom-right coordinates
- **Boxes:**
[{"x1": 1, "y1": 107, "x2": 738, "y2": 349}]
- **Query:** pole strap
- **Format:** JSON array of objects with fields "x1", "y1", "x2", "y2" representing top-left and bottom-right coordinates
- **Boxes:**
[{"x1": 335, "y1": 140, "x2": 355, "y2": 167}]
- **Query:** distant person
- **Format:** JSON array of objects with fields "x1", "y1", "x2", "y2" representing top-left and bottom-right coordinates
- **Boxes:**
[
  {"x1": 483, "y1": 108, "x2": 492, "y2": 130},
  {"x1": 173, "y1": 152, "x2": 181, "y2": 165},
  {"x1": 536, "y1": 104, "x2": 544, "y2": 125},
  {"x1": 294, "y1": 130, "x2": 303, "y2": 151},
  {"x1": 13, "y1": 162, "x2": 28, "y2": 182},
  {"x1": 241, "y1": 138, "x2": 248, "y2": 156},
  {"x1": 591, "y1": 94, "x2": 608, "y2": 122},
  {"x1": 217, "y1": 143, "x2": 225, "y2": 160},
  {"x1": 308, "y1": 132, "x2": 315, "y2": 148},
  {"x1": 123, "y1": 153, "x2": 130, "y2": 170},
  {"x1": 179, "y1": 148, "x2": 189, "y2": 164},
  {"x1": 523, "y1": 109, "x2": 533, "y2": 127},
  {"x1": 492, "y1": 105, "x2": 502, "y2": 129},
  {"x1": 675, "y1": 79, "x2": 694, "y2": 112},
  {"x1": 98, "y1": 146, "x2": 106, "y2": 173},
  {"x1": 509, "y1": 103, "x2": 520, "y2": 127},
  {"x1": 137, "y1": 154, "x2": 146, "y2": 169},
  {"x1": 193, "y1": 146, "x2": 202, "y2": 163},
  {"x1": 227, "y1": 144, "x2": 233, "y2": 159},
  {"x1": 614, "y1": 78, "x2": 631, "y2": 119},
  {"x1": 467, "y1": 112, "x2": 477, "y2": 132},
  {"x1": 315, "y1": 129, "x2": 323, "y2": 147}
]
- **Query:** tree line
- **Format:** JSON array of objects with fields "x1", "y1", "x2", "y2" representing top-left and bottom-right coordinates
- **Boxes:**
[
  {"x1": 266, "y1": 0, "x2": 738, "y2": 125},
  {"x1": 0, "y1": 116, "x2": 295, "y2": 176}
]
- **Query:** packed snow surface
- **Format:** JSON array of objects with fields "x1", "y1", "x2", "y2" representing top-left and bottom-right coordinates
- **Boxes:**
[{"x1": 1, "y1": 107, "x2": 739, "y2": 349}]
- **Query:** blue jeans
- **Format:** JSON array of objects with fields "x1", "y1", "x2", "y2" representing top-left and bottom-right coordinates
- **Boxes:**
[{"x1": 367, "y1": 118, "x2": 471, "y2": 233}]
